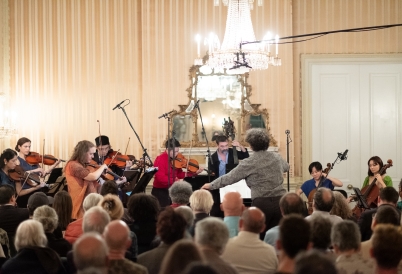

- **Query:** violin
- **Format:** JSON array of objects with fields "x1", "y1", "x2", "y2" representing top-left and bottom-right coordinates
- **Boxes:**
[
  {"x1": 8, "y1": 165, "x2": 41, "y2": 187},
  {"x1": 104, "y1": 150, "x2": 136, "y2": 169},
  {"x1": 87, "y1": 160, "x2": 124, "y2": 181},
  {"x1": 172, "y1": 153, "x2": 200, "y2": 173},
  {"x1": 25, "y1": 151, "x2": 65, "y2": 166}
]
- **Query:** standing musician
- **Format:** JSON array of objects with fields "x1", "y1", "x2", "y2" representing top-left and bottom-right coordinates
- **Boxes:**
[
  {"x1": 152, "y1": 138, "x2": 203, "y2": 208},
  {"x1": 208, "y1": 135, "x2": 249, "y2": 217},
  {"x1": 65, "y1": 140, "x2": 127, "y2": 219},
  {"x1": 362, "y1": 156, "x2": 393, "y2": 189},
  {"x1": 93, "y1": 135, "x2": 133, "y2": 177},
  {"x1": 296, "y1": 162, "x2": 343, "y2": 197},
  {"x1": 0, "y1": 149, "x2": 46, "y2": 198}
]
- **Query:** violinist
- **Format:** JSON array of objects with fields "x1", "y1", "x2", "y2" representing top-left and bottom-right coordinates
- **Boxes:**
[
  {"x1": 0, "y1": 149, "x2": 46, "y2": 196},
  {"x1": 65, "y1": 140, "x2": 127, "y2": 219},
  {"x1": 93, "y1": 135, "x2": 133, "y2": 177},
  {"x1": 362, "y1": 156, "x2": 393, "y2": 189},
  {"x1": 296, "y1": 162, "x2": 343, "y2": 197},
  {"x1": 152, "y1": 138, "x2": 203, "y2": 208}
]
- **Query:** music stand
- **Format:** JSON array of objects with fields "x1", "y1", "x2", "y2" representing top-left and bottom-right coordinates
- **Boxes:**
[
  {"x1": 129, "y1": 168, "x2": 158, "y2": 196},
  {"x1": 45, "y1": 168, "x2": 63, "y2": 184},
  {"x1": 353, "y1": 187, "x2": 370, "y2": 209}
]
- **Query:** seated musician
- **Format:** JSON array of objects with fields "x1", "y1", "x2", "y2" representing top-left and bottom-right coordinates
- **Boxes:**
[
  {"x1": 296, "y1": 162, "x2": 343, "y2": 197},
  {"x1": 152, "y1": 138, "x2": 203, "y2": 208},
  {"x1": 362, "y1": 156, "x2": 392, "y2": 189},
  {"x1": 93, "y1": 135, "x2": 133, "y2": 177}
]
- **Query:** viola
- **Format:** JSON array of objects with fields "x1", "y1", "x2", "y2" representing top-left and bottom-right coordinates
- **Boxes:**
[
  {"x1": 8, "y1": 165, "x2": 41, "y2": 187},
  {"x1": 172, "y1": 153, "x2": 200, "y2": 173},
  {"x1": 25, "y1": 151, "x2": 65, "y2": 166},
  {"x1": 87, "y1": 160, "x2": 123, "y2": 181},
  {"x1": 104, "y1": 150, "x2": 136, "y2": 169}
]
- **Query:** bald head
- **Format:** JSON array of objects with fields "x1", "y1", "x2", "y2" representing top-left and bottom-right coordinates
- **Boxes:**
[
  {"x1": 73, "y1": 232, "x2": 108, "y2": 271},
  {"x1": 240, "y1": 207, "x2": 266, "y2": 234},
  {"x1": 221, "y1": 192, "x2": 244, "y2": 216},
  {"x1": 103, "y1": 220, "x2": 131, "y2": 251},
  {"x1": 314, "y1": 188, "x2": 335, "y2": 212}
]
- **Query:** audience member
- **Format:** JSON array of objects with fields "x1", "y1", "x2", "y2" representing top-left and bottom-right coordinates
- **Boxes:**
[
  {"x1": 397, "y1": 179, "x2": 402, "y2": 211},
  {"x1": 360, "y1": 204, "x2": 400, "y2": 259},
  {"x1": 294, "y1": 249, "x2": 337, "y2": 274},
  {"x1": 221, "y1": 207, "x2": 278, "y2": 274},
  {"x1": 371, "y1": 224, "x2": 402, "y2": 274},
  {"x1": 98, "y1": 194, "x2": 124, "y2": 221},
  {"x1": 175, "y1": 206, "x2": 194, "y2": 238},
  {"x1": 33, "y1": 205, "x2": 72, "y2": 257},
  {"x1": 195, "y1": 217, "x2": 238, "y2": 274},
  {"x1": 82, "y1": 206, "x2": 111, "y2": 234},
  {"x1": 1, "y1": 220, "x2": 66, "y2": 274},
  {"x1": 73, "y1": 232, "x2": 108, "y2": 274},
  {"x1": 0, "y1": 185, "x2": 29, "y2": 256},
  {"x1": 358, "y1": 186, "x2": 399, "y2": 241},
  {"x1": 221, "y1": 191, "x2": 245, "y2": 238},
  {"x1": 52, "y1": 191, "x2": 73, "y2": 238},
  {"x1": 276, "y1": 214, "x2": 311, "y2": 274},
  {"x1": 331, "y1": 220, "x2": 374, "y2": 274},
  {"x1": 309, "y1": 215, "x2": 333, "y2": 252},
  {"x1": 189, "y1": 189, "x2": 214, "y2": 236},
  {"x1": 306, "y1": 187, "x2": 342, "y2": 225},
  {"x1": 169, "y1": 180, "x2": 193, "y2": 208},
  {"x1": 100, "y1": 180, "x2": 119, "y2": 196},
  {"x1": 264, "y1": 192, "x2": 305, "y2": 251},
  {"x1": 103, "y1": 220, "x2": 147, "y2": 274},
  {"x1": 137, "y1": 207, "x2": 187, "y2": 274},
  {"x1": 64, "y1": 193, "x2": 103, "y2": 244},
  {"x1": 182, "y1": 263, "x2": 218, "y2": 274},
  {"x1": 127, "y1": 193, "x2": 160, "y2": 254},
  {"x1": 330, "y1": 191, "x2": 355, "y2": 221},
  {"x1": 159, "y1": 239, "x2": 204, "y2": 274},
  {"x1": 27, "y1": 191, "x2": 54, "y2": 217}
]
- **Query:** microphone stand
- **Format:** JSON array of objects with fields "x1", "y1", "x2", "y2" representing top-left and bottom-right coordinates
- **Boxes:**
[
  {"x1": 159, "y1": 112, "x2": 176, "y2": 190},
  {"x1": 194, "y1": 102, "x2": 212, "y2": 184},
  {"x1": 116, "y1": 104, "x2": 154, "y2": 168},
  {"x1": 285, "y1": 130, "x2": 292, "y2": 191}
]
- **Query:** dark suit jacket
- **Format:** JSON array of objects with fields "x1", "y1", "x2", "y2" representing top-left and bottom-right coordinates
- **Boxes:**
[
  {"x1": 137, "y1": 243, "x2": 171, "y2": 274},
  {"x1": 0, "y1": 205, "x2": 29, "y2": 256},
  {"x1": 208, "y1": 148, "x2": 249, "y2": 217}
]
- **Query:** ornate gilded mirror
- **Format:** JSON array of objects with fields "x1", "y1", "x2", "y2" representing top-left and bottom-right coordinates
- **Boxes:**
[{"x1": 165, "y1": 61, "x2": 277, "y2": 148}]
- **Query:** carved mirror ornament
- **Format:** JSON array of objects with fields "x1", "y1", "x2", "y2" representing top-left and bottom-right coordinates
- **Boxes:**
[{"x1": 163, "y1": 60, "x2": 277, "y2": 148}]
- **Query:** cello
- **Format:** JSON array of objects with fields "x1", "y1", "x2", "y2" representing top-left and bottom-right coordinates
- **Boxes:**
[{"x1": 352, "y1": 159, "x2": 393, "y2": 219}]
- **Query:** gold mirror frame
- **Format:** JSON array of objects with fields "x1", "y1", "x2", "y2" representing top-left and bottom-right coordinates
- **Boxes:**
[{"x1": 164, "y1": 62, "x2": 278, "y2": 148}]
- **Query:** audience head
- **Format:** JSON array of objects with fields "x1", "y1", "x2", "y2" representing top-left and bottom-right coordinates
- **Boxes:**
[
  {"x1": 330, "y1": 191, "x2": 352, "y2": 220},
  {"x1": 245, "y1": 128, "x2": 269, "y2": 151},
  {"x1": 371, "y1": 224, "x2": 402, "y2": 270},
  {"x1": 103, "y1": 220, "x2": 131, "y2": 252},
  {"x1": 33, "y1": 205, "x2": 58, "y2": 233},
  {"x1": 309, "y1": 216, "x2": 332, "y2": 250},
  {"x1": 239, "y1": 207, "x2": 266, "y2": 234},
  {"x1": 83, "y1": 193, "x2": 103, "y2": 212},
  {"x1": 100, "y1": 180, "x2": 119, "y2": 196},
  {"x1": 53, "y1": 191, "x2": 73, "y2": 230},
  {"x1": 82, "y1": 206, "x2": 111, "y2": 234},
  {"x1": 294, "y1": 249, "x2": 337, "y2": 274},
  {"x1": 372, "y1": 205, "x2": 400, "y2": 230},
  {"x1": 279, "y1": 192, "x2": 306, "y2": 216},
  {"x1": 157, "y1": 207, "x2": 187, "y2": 245},
  {"x1": 182, "y1": 263, "x2": 218, "y2": 274},
  {"x1": 189, "y1": 190, "x2": 214, "y2": 214},
  {"x1": 169, "y1": 181, "x2": 193, "y2": 205},
  {"x1": 195, "y1": 217, "x2": 229, "y2": 255},
  {"x1": 98, "y1": 194, "x2": 124, "y2": 220},
  {"x1": 73, "y1": 232, "x2": 108, "y2": 273},
  {"x1": 15, "y1": 220, "x2": 47, "y2": 251},
  {"x1": 221, "y1": 191, "x2": 244, "y2": 216},
  {"x1": 159, "y1": 239, "x2": 203, "y2": 274},
  {"x1": 127, "y1": 193, "x2": 160, "y2": 222},
  {"x1": 175, "y1": 206, "x2": 195, "y2": 230},
  {"x1": 27, "y1": 192, "x2": 54, "y2": 216},
  {"x1": 278, "y1": 214, "x2": 310, "y2": 258},
  {"x1": 378, "y1": 186, "x2": 399, "y2": 205},
  {"x1": 0, "y1": 184, "x2": 16, "y2": 205},
  {"x1": 313, "y1": 188, "x2": 334, "y2": 212},
  {"x1": 331, "y1": 220, "x2": 360, "y2": 254}
]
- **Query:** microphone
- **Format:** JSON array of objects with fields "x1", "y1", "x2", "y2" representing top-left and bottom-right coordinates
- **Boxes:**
[
  {"x1": 158, "y1": 110, "x2": 175, "y2": 119},
  {"x1": 285, "y1": 130, "x2": 290, "y2": 135},
  {"x1": 112, "y1": 99, "x2": 127, "y2": 110},
  {"x1": 185, "y1": 99, "x2": 200, "y2": 113},
  {"x1": 338, "y1": 149, "x2": 349, "y2": 161}
]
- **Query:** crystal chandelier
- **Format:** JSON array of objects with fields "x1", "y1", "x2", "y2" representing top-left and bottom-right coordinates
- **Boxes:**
[
  {"x1": 0, "y1": 93, "x2": 18, "y2": 139},
  {"x1": 194, "y1": 0, "x2": 281, "y2": 74}
]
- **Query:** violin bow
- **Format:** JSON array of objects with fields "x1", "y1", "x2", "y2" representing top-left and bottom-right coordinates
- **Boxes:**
[
  {"x1": 125, "y1": 138, "x2": 130, "y2": 155},
  {"x1": 186, "y1": 140, "x2": 193, "y2": 172},
  {"x1": 106, "y1": 149, "x2": 120, "y2": 169},
  {"x1": 97, "y1": 120, "x2": 103, "y2": 164}
]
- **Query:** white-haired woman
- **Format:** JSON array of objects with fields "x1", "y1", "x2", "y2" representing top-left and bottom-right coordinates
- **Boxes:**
[
  {"x1": 1, "y1": 220, "x2": 66, "y2": 274},
  {"x1": 189, "y1": 190, "x2": 214, "y2": 236},
  {"x1": 33, "y1": 205, "x2": 72, "y2": 257}
]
